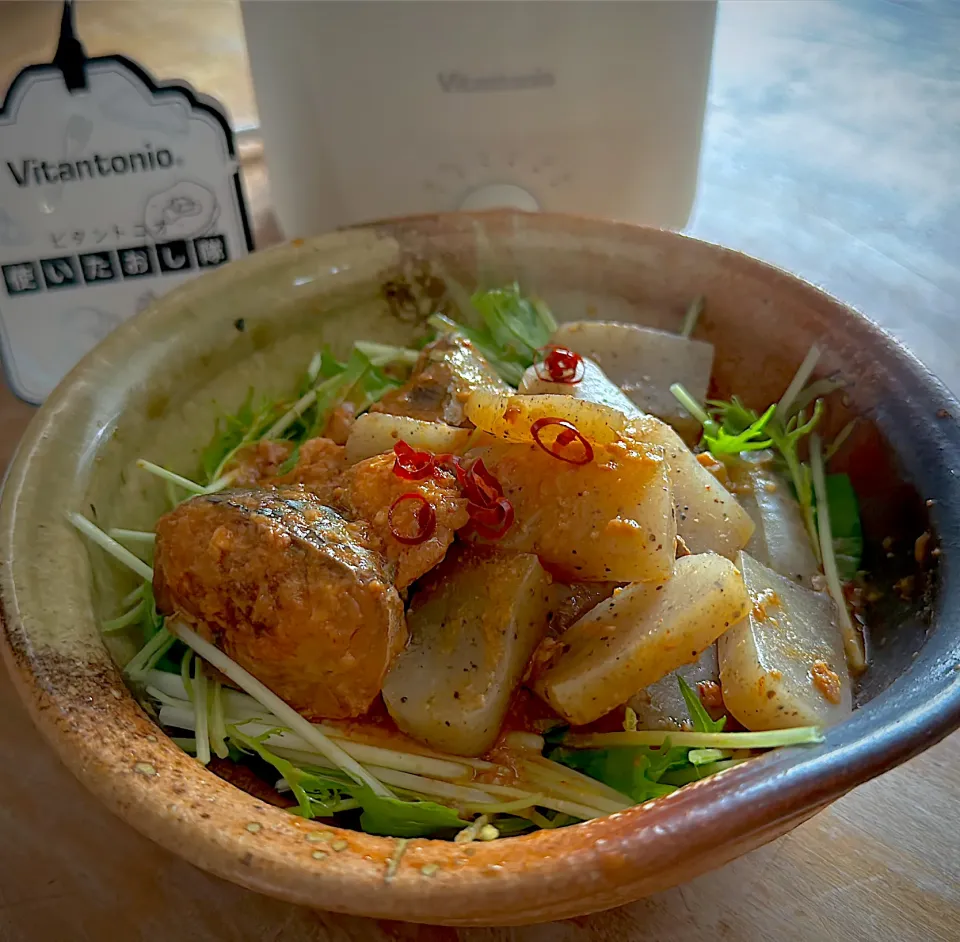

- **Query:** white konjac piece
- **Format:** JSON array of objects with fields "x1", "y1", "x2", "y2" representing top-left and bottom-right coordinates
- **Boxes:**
[
  {"x1": 550, "y1": 320, "x2": 714, "y2": 441},
  {"x1": 628, "y1": 416, "x2": 755, "y2": 559},
  {"x1": 519, "y1": 357, "x2": 641, "y2": 417},
  {"x1": 382, "y1": 545, "x2": 553, "y2": 756},
  {"x1": 718, "y1": 552, "x2": 853, "y2": 730},
  {"x1": 628, "y1": 644, "x2": 720, "y2": 730},
  {"x1": 534, "y1": 553, "x2": 749, "y2": 726},
  {"x1": 732, "y1": 451, "x2": 821, "y2": 587},
  {"x1": 469, "y1": 436, "x2": 676, "y2": 584},
  {"x1": 345, "y1": 413, "x2": 471, "y2": 464},
  {"x1": 520, "y1": 359, "x2": 755, "y2": 560}
]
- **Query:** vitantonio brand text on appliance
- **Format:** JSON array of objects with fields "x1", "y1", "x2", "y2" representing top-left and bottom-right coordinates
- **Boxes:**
[{"x1": 6, "y1": 142, "x2": 178, "y2": 186}]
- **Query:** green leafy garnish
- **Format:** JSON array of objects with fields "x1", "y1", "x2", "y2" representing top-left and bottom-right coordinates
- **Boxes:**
[
  {"x1": 660, "y1": 759, "x2": 744, "y2": 787},
  {"x1": 198, "y1": 346, "x2": 405, "y2": 487},
  {"x1": 677, "y1": 676, "x2": 726, "y2": 733},
  {"x1": 228, "y1": 726, "x2": 469, "y2": 835},
  {"x1": 200, "y1": 389, "x2": 284, "y2": 485},
  {"x1": 552, "y1": 679, "x2": 736, "y2": 801},
  {"x1": 824, "y1": 473, "x2": 863, "y2": 581},
  {"x1": 702, "y1": 400, "x2": 776, "y2": 456},
  {"x1": 766, "y1": 399, "x2": 824, "y2": 556},
  {"x1": 429, "y1": 283, "x2": 556, "y2": 385},
  {"x1": 229, "y1": 727, "x2": 358, "y2": 816},
  {"x1": 355, "y1": 790, "x2": 469, "y2": 838},
  {"x1": 549, "y1": 742, "x2": 687, "y2": 804},
  {"x1": 673, "y1": 382, "x2": 825, "y2": 558}
]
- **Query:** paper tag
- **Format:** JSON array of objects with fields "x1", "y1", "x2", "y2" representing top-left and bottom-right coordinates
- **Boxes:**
[{"x1": 0, "y1": 51, "x2": 253, "y2": 403}]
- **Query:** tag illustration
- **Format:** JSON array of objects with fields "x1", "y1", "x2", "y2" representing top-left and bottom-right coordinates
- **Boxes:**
[{"x1": 0, "y1": 2, "x2": 253, "y2": 403}]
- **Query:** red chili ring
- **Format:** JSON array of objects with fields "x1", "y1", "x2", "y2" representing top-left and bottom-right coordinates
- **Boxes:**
[
  {"x1": 433, "y1": 453, "x2": 461, "y2": 476},
  {"x1": 530, "y1": 417, "x2": 594, "y2": 465},
  {"x1": 388, "y1": 492, "x2": 437, "y2": 544},
  {"x1": 534, "y1": 345, "x2": 584, "y2": 385},
  {"x1": 393, "y1": 440, "x2": 435, "y2": 480},
  {"x1": 467, "y1": 497, "x2": 515, "y2": 540},
  {"x1": 462, "y1": 457, "x2": 503, "y2": 507}
]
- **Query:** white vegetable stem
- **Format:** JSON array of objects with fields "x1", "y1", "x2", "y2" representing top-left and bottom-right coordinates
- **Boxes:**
[
  {"x1": 168, "y1": 619, "x2": 393, "y2": 798},
  {"x1": 101, "y1": 601, "x2": 145, "y2": 634},
  {"x1": 680, "y1": 295, "x2": 704, "y2": 339},
  {"x1": 523, "y1": 756, "x2": 635, "y2": 807},
  {"x1": 775, "y1": 345, "x2": 821, "y2": 422},
  {"x1": 519, "y1": 763, "x2": 630, "y2": 815},
  {"x1": 564, "y1": 727, "x2": 824, "y2": 750},
  {"x1": 209, "y1": 682, "x2": 230, "y2": 760},
  {"x1": 266, "y1": 744, "x2": 496, "y2": 804},
  {"x1": 668, "y1": 383, "x2": 715, "y2": 432},
  {"x1": 136, "y1": 459, "x2": 208, "y2": 495},
  {"x1": 124, "y1": 628, "x2": 175, "y2": 680},
  {"x1": 145, "y1": 669, "x2": 497, "y2": 766},
  {"x1": 809, "y1": 433, "x2": 867, "y2": 672},
  {"x1": 108, "y1": 528, "x2": 156, "y2": 545},
  {"x1": 264, "y1": 371, "x2": 348, "y2": 440},
  {"x1": 67, "y1": 512, "x2": 154, "y2": 582},
  {"x1": 480, "y1": 783, "x2": 609, "y2": 821},
  {"x1": 193, "y1": 660, "x2": 211, "y2": 765},
  {"x1": 121, "y1": 583, "x2": 147, "y2": 607},
  {"x1": 354, "y1": 342, "x2": 419, "y2": 368},
  {"x1": 158, "y1": 700, "x2": 478, "y2": 783}
]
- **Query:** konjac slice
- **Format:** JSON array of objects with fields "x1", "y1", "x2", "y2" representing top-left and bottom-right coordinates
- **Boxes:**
[
  {"x1": 534, "y1": 553, "x2": 749, "y2": 726},
  {"x1": 382, "y1": 545, "x2": 553, "y2": 757},
  {"x1": 521, "y1": 354, "x2": 753, "y2": 559},
  {"x1": 519, "y1": 358, "x2": 641, "y2": 417},
  {"x1": 551, "y1": 320, "x2": 714, "y2": 442},
  {"x1": 464, "y1": 389, "x2": 627, "y2": 445},
  {"x1": 467, "y1": 436, "x2": 676, "y2": 583},
  {"x1": 628, "y1": 416, "x2": 754, "y2": 559},
  {"x1": 628, "y1": 645, "x2": 721, "y2": 731},
  {"x1": 729, "y1": 452, "x2": 820, "y2": 587},
  {"x1": 718, "y1": 552, "x2": 852, "y2": 730},
  {"x1": 344, "y1": 412, "x2": 471, "y2": 465}
]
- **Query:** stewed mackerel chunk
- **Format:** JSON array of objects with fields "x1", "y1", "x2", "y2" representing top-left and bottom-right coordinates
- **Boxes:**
[
  {"x1": 277, "y1": 439, "x2": 470, "y2": 589},
  {"x1": 152, "y1": 485, "x2": 406, "y2": 720},
  {"x1": 371, "y1": 334, "x2": 510, "y2": 427}
]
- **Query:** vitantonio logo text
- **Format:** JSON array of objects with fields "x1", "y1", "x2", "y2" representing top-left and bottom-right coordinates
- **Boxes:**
[{"x1": 6, "y1": 142, "x2": 178, "y2": 186}]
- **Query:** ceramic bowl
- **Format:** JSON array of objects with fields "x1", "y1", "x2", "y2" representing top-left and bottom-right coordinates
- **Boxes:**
[{"x1": 2, "y1": 212, "x2": 959, "y2": 926}]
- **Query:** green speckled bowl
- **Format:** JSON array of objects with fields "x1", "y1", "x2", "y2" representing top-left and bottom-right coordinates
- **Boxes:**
[{"x1": 2, "y1": 212, "x2": 959, "y2": 926}]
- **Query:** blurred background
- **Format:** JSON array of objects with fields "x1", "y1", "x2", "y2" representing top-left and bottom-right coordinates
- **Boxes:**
[{"x1": 2, "y1": 0, "x2": 956, "y2": 388}]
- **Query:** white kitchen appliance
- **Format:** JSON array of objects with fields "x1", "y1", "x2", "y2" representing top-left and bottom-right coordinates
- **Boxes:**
[{"x1": 241, "y1": 1, "x2": 717, "y2": 238}]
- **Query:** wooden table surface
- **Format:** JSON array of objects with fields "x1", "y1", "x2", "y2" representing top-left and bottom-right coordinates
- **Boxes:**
[{"x1": 1, "y1": 2, "x2": 958, "y2": 940}]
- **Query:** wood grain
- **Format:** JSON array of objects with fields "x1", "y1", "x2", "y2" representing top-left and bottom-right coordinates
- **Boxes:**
[{"x1": 1, "y1": 1, "x2": 958, "y2": 939}]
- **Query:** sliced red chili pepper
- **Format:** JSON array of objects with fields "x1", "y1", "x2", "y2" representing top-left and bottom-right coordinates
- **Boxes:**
[
  {"x1": 467, "y1": 497, "x2": 515, "y2": 540},
  {"x1": 461, "y1": 457, "x2": 503, "y2": 507},
  {"x1": 534, "y1": 345, "x2": 584, "y2": 384},
  {"x1": 530, "y1": 417, "x2": 594, "y2": 465},
  {"x1": 393, "y1": 440, "x2": 435, "y2": 480},
  {"x1": 433, "y1": 453, "x2": 464, "y2": 484},
  {"x1": 388, "y1": 492, "x2": 437, "y2": 544}
]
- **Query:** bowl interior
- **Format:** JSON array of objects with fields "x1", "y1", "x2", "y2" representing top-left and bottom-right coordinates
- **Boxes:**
[{"x1": 3, "y1": 211, "x2": 959, "y2": 925}]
